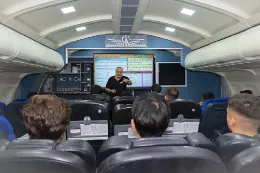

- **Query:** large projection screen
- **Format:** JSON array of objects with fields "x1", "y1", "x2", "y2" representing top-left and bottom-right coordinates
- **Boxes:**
[{"x1": 94, "y1": 54, "x2": 154, "y2": 88}]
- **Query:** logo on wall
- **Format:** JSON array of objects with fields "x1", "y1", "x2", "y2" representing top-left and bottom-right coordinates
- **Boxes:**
[{"x1": 105, "y1": 35, "x2": 147, "y2": 48}]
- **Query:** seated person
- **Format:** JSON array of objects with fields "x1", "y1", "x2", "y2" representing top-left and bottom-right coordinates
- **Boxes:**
[
  {"x1": 165, "y1": 87, "x2": 179, "y2": 101},
  {"x1": 151, "y1": 84, "x2": 162, "y2": 93},
  {"x1": 21, "y1": 95, "x2": 71, "y2": 141},
  {"x1": 131, "y1": 93, "x2": 171, "y2": 138},
  {"x1": 240, "y1": 90, "x2": 253, "y2": 94},
  {"x1": 227, "y1": 94, "x2": 260, "y2": 137},
  {"x1": 199, "y1": 92, "x2": 215, "y2": 106},
  {"x1": 86, "y1": 85, "x2": 110, "y2": 102}
]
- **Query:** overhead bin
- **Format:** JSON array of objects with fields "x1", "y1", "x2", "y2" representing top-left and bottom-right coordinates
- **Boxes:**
[
  {"x1": 185, "y1": 25, "x2": 260, "y2": 70},
  {"x1": 0, "y1": 24, "x2": 64, "y2": 71}
]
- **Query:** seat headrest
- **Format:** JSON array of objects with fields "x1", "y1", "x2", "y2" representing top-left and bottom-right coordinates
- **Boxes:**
[
  {"x1": 168, "y1": 100, "x2": 201, "y2": 119},
  {"x1": 112, "y1": 96, "x2": 135, "y2": 101},
  {"x1": 98, "y1": 146, "x2": 226, "y2": 173},
  {"x1": 186, "y1": 132, "x2": 217, "y2": 152},
  {"x1": 133, "y1": 137, "x2": 188, "y2": 148},
  {"x1": 202, "y1": 98, "x2": 229, "y2": 113},
  {"x1": 0, "y1": 149, "x2": 91, "y2": 173},
  {"x1": 97, "y1": 136, "x2": 131, "y2": 166},
  {"x1": 216, "y1": 133, "x2": 260, "y2": 164},
  {"x1": 6, "y1": 140, "x2": 58, "y2": 150},
  {"x1": 5, "y1": 139, "x2": 96, "y2": 173},
  {"x1": 228, "y1": 146, "x2": 260, "y2": 173},
  {"x1": 111, "y1": 96, "x2": 135, "y2": 107},
  {"x1": 97, "y1": 133, "x2": 215, "y2": 166},
  {"x1": 169, "y1": 99, "x2": 193, "y2": 103},
  {"x1": 69, "y1": 100, "x2": 109, "y2": 121},
  {"x1": 168, "y1": 99, "x2": 200, "y2": 106},
  {"x1": 112, "y1": 104, "x2": 132, "y2": 125},
  {"x1": 69, "y1": 99, "x2": 109, "y2": 106},
  {"x1": 56, "y1": 140, "x2": 96, "y2": 168}
]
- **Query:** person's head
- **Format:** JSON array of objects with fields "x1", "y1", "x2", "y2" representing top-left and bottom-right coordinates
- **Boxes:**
[
  {"x1": 115, "y1": 67, "x2": 123, "y2": 78},
  {"x1": 165, "y1": 87, "x2": 179, "y2": 101},
  {"x1": 91, "y1": 85, "x2": 103, "y2": 94},
  {"x1": 240, "y1": 90, "x2": 253, "y2": 94},
  {"x1": 227, "y1": 94, "x2": 260, "y2": 137},
  {"x1": 22, "y1": 95, "x2": 71, "y2": 141},
  {"x1": 131, "y1": 93, "x2": 171, "y2": 138},
  {"x1": 202, "y1": 92, "x2": 215, "y2": 101},
  {"x1": 151, "y1": 84, "x2": 162, "y2": 93}
]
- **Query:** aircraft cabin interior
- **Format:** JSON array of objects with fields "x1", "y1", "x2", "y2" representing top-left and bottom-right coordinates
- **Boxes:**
[{"x1": 0, "y1": 0, "x2": 260, "y2": 173}]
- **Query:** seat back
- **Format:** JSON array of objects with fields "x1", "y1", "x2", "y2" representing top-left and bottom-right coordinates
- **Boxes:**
[
  {"x1": 111, "y1": 104, "x2": 132, "y2": 125},
  {"x1": 228, "y1": 146, "x2": 260, "y2": 173},
  {"x1": 0, "y1": 102, "x2": 7, "y2": 116},
  {"x1": 113, "y1": 118, "x2": 200, "y2": 137},
  {"x1": 216, "y1": 133, "x2": 260, "y2": 164},
  {"x1": 69, "y1": 100, "x2": 109, "y2": 121},
  {"x1": 98, "y1": 146, "x2": 226, "y2": 173},
  {"x1": 201, "y1": 98, "x2": 229, "y2": 114},
  {"x1": 97, "y1": 133, "x2": 216, "y2": 166},
  {"x1": 111, "y1": 96, "x2": 135, "y2": 108},
  {"x1": 168, "y1": 99, "x2": 201, "y2": 119},
  {"x1": 199, "y1": 102, "x2": 228, "y2": 139},
  {"x1": 111, "y1": 104, "x2": 132, "y2": 136},
  {"x1": 0, "y1": 116, "x2": 16, "y2": 141},
  {"x1": 4, "y1": 139, "x2": 96, "y2": 173},
  {"x1": 6, "y1": 100, "x2": 28, "y2": 138}
]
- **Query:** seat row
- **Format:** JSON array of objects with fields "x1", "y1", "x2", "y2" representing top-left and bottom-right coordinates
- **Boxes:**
[
  {"x1": 5, "y1": 96, "x2": 229, "y2": 140},
  {"x1": 0, "y1": 132, "x2": 259, "y2": 173}
]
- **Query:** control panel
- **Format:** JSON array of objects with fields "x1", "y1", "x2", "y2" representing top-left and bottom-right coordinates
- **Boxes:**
[{"x1": 43, "y1": 62, "x2": 93, "y2": 94}]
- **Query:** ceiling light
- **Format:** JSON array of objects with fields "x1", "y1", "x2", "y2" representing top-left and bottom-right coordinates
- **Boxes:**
[
  {"x1": 76, "y1": 26, "x2": 86, "y2": 31},
  {"x1": 61, "y1": 6, "x2": 75, "y2": 14},
  {"x1": 181, "y1": 8, "x2": 195, "y2": 16},
  {"x1": 165, "y1": 27, "x2": 175, "y2": 32}
]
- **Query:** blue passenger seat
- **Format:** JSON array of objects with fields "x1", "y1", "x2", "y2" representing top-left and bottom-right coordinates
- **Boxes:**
[
  {"x1": 201, "y1": 98, "x2": 229, "y2": 115},
  {"x1": 0, "y1": 102, "x2": 7, "y2": 116},
  {"x1": 0, "y1": 115, "x2": 16, "y2": 141},
  {"x1": 6, "y1": 100, "x2": 28, "y2": 138},
  {"x1": 199, "y1": 99, "x2": 229, "y2": 140}
]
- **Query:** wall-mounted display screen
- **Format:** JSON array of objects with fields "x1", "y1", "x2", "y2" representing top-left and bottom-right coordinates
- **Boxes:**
[
  {"x1": 94, "y1": 54, "x2": 154, "y2": 88},
  {"x1": 156, "y1": 62, "x2": 187, "y2": 87}
]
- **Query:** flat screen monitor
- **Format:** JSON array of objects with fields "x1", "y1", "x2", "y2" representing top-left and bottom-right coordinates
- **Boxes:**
[
  {"x1": 94, "y1": 54, "x2": 154, "y2": 88},
  {"x1": 156, "y1": 62, "x2": 187, "y2": 87}
]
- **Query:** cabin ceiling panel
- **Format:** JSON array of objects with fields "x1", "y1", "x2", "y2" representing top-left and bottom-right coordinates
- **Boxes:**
[{"x1": 0, "y1": 0, "x2": 260, "y2": 49}]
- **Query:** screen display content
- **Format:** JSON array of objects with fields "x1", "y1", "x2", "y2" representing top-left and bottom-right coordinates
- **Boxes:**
[{"x1": 94, "y1": 54, "x2": 154, "y2": 88}]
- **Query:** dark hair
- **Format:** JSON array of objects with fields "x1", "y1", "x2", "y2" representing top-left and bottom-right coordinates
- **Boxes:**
[
  {"x1": 22, "y1": 95, "x2": 71, "y2": 140},
  {"x1": 91, "y1": 85, "x2": 103, "y2": 94},
  {"x1": 228, "y1": 93, "x2": 260, "y2": 120},
  {"x1": 151, "y1": 84, "x2": 162, "y2": 93},
  {"x1": 165, "y1": 87, "x2": 179, "y2": 100},
  {"x1": 132, "y1": 93, "x2": 171, "y2": 137},
  {"x1": 202, "y1": 92, "x2": 215, "y2": 101},
  {"x1": 228, "y1": 94, "x2": 260, "y2": 120},
  {"x1": 240, "y1": 90, "x2": 253, "y2": 94}
]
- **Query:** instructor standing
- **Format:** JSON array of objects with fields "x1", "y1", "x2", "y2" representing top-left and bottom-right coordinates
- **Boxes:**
[{"x1": 105, "y1": 67, "x2": 132, "y2": 97}]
